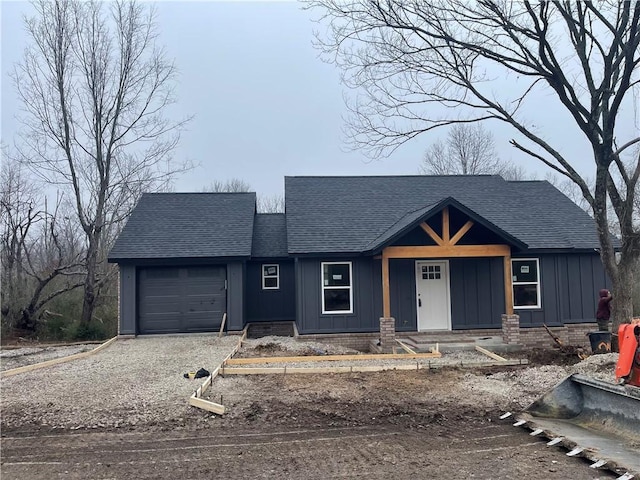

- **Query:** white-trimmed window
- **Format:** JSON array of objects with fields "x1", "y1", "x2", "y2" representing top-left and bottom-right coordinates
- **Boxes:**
[
  {"x1": 512, "y1": 258, "x2": 541, "y2": 309},
  {"x1": 262, "y1": 264, "x2": 279, "y2": 290},
  {"x1": 321, "y1": 262, "x2": 353, "y2": 314}
]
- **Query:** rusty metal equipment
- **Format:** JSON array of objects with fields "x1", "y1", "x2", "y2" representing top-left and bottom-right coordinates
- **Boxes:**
[{"x1": 616, "y1": 322, "x2": 640, "y2": 387}]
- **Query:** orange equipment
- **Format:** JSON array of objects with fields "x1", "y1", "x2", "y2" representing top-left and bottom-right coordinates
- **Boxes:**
[{"x1": 616, "y1": 320, "x2": 640, "y2": 387}]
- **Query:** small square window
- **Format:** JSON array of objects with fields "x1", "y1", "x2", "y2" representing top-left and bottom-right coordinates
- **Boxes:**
[{"x1": 262, "y1": 264, "x2": 279, "y2": 290}]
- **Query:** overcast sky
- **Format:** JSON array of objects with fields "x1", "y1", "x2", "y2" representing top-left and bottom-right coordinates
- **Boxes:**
[{"x1": 2, "y1": 1, "x2": 637, "y2": 199}]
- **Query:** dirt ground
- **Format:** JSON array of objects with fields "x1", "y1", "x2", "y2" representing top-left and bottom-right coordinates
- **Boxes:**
[{"x1": 0, "y1": 339, "x2": 628, "y2": 479}]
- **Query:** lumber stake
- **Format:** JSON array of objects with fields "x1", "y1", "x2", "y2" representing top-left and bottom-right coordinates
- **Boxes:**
[
  {"x1": 475, "y1": 345, "x2": 507, "y2": 362},
  {"x1": 395, "y1": 339, "x2": 416, "y2": 354},
  {"x1": 218, "y1": 313, "x2": 227, "y2": 338}
]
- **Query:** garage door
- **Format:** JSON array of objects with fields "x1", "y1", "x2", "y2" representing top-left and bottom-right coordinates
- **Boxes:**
[{"x1": 138, "y1": 266, "x2": 226, "y2": 334}]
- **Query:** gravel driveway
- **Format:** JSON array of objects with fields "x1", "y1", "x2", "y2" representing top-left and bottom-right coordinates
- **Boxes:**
[{"x1": 1, "y1": 335, "x2": 239, "y2": 431}]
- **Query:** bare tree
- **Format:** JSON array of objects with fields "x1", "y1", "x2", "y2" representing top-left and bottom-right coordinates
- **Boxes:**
[
  {"x1": 202, "y1": 178, "x2": 252, "y2": 193},
  {"x1": 257, "y1": 194, "x2": 285, "y2": 213},
  {"x1": 420, "y1": 124, "x2": 500, "y2": 175},
  {"x1": 309, "y1": 1, "x2": 640, "y2": 330},
  {"x1": 201, "y1": 179, "x2": 284, "y2": 213},
  {"x1": 13, "y1": 0, "x2": 190, "y2": 327},
  {"x1": 1, "y1": 158, "x2": 84, "y2": 332},
  {"x1": 420, "y1": 123, "x2": 530, "y2": 179}
]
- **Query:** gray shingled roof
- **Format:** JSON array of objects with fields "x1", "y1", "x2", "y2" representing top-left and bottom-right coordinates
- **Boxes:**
[
  {"x1": 108, "y1": 193, "x2": 256, "y2": 260},
  {"x1": 285, "y1": 175, "x2": 600, "y2": 254},
  {"x1": 252, "y1": 214, "x2": 288, "y2": 258}
]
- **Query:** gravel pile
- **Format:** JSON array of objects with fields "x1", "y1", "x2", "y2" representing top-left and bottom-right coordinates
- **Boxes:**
[
  {"x1": 1, "y1": 335, "x2": 238, "y2": 430},
  {"x1": 238, "y1": 336, "x2": 361, "y2": 356},
  {"x1": 2, "y1": 333, "x2": 624, "y2": 432},
  {"x1": 464, "y1": 352, "x2": 620, "y2": 409}
]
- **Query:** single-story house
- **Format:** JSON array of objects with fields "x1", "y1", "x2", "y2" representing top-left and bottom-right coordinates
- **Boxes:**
[{"x1": 108, "y1": 175, "x2": 609, "y2": 344}]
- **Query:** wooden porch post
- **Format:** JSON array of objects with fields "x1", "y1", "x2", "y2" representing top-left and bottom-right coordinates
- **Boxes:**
[
  {"x1": 382, "y1": 250, "x2": 390, "y2": 317},
  {"x1": 503, "y1": 254, "x2": 514, "y2": 315}
]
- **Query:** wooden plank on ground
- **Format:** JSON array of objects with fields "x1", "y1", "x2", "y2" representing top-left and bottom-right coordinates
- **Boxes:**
[
  {"x1": 1, "y1": 336, "x2": 118, "y2": 378},
  {"x1": 225, "y1": 351, "x2": 441, "y2": 366},
  {"x1": 189, "y1": 396, "x2": 226, "y2": 415},
  {"x1": 395, "y1": 339, "x2": 416, "y2": 354},
  {"x1": 222, "y1": 359, "x2": 527, "y2": 376},
  {"x1": 475, "y1": 345, "x2": 507, "y2": 362}
]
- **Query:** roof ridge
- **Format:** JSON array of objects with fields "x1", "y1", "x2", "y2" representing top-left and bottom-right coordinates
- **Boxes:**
[
  {"x1": 285, "y1": 174, "x2": 499, "y2": 179},
  {"x1": 364, "y1": 200, "x2": 442, "y2": 251},
  {"x1": 144, "y1": 191, "x2": 256, "y2": 195}
]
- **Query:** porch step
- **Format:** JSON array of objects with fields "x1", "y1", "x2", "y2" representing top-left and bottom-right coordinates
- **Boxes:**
[
  {"x1": 246, "y1": 321, "x2": 295, "y2": 339},
  {"x1": 406, "y1": 335, "x2": 475, "y2": 344}
]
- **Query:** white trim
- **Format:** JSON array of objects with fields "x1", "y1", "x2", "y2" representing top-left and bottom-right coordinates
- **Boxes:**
[
  {"x1": 262, "y1": 264, "x2": 279, "y2": 290},
  {"x1": 321, "y1": 261, "x2": 354, "y2": 314},
  {"x1": 511, "y1": 258, "x2": 541, "y2": 309},
  {"x1": 415, "y1": 260, "x2": 452, "y2": 330}
]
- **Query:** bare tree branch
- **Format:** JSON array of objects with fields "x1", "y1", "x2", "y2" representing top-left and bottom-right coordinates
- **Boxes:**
[
  {"x1": 13, "y1": 0, "x2": 192, "y2": 327},
  {"x1": 308, "y1": 0, "x2": 640, "y2": 328}
]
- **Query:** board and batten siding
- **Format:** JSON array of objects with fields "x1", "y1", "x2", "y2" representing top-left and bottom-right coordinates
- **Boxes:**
[
  {"x1": 515, "y1": 253, "x2": 609, "y2": 327},
  {"x1": 388, "y1": 259, "x2": 418, "y2": 331},
  {"x1": 226, "y1": 262, "x2": 244, "y2": 331},
  {"x1": 245, "y1": 261, "x2": 296, "y2": 322},
  {"x1": 386, "y1": 257, "x2": 504, "y2": 331},
  {"x1": 118, "y1": 264, "x2": 137, "y2": 335},
  {"x1": 294, "y1": 257, "x2": 383, "y2": 334},
  {"x1": 449, "y1": 257, "x2": 505, "y2": 329}
]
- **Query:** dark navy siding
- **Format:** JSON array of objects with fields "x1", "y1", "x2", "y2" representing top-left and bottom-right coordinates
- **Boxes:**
[
  {"x1": 389, "y1": 259, "x2": 417, "y2": 331},
  {"x1": 119, "y1": 265, "x2": 137, "y2": 335},
  {"x1": 295, "y1": 257, "x2": 382, "y2": 334},
  {"x1": 226, "y1": 262, "x2": 244, "y2": 331},
  {"x1": 245, "y1": 261, "x2": 296, "y2": 322},
  {"x1": 449, "y1": 258, "x2": 505, "y2": 329},
  {"x1": 516, "y1": 253, "x2": 609, "y2": 327}
]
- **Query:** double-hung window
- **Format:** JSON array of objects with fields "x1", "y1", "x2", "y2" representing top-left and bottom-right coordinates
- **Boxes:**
[
  {"x1": 262, "y1": 264, "x2": 279, "y2": 290},
  {"x1": 512, "y1": 258, "x2": 541, "y2": 308},
  {"x1": 321, "y1": 262, "x2": 353, "y2": 314}
]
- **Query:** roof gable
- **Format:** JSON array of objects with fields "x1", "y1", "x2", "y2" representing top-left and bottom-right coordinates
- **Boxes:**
[
  {"x1": 366, "y1": 197, "x2": 528, "y2": 252},
  {"x1": 108, "y1": 192, "x2": 256, "y2": 261}
]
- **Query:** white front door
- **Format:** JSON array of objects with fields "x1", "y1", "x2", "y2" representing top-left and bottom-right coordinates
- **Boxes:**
[{"x1": 415, "y1": 261, "x2": 451, "y2": 330}]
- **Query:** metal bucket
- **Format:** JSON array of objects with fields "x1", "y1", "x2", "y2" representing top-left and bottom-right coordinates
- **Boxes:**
[{"x1": 588, "y1": 331, "x2": 611, "y2": 354}]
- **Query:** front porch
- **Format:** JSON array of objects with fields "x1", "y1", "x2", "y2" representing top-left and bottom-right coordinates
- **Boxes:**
[{"x1": 375, "y1": 201, "x2": 526, "y2": 331}]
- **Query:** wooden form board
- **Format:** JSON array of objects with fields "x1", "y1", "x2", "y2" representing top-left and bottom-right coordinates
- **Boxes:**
[
  {"x1": 188, "y1": 327, "x2": 248, "y2": 415},
  {"x1": 395, "y1": 339, "x2": 416, "y2": 354},
  {"x1": 189, "y1": 396, "x2": 225, "y2": 415},
  {"x1": 225, "y1": 351, "x2": 442, "y2": 366},
  {"x1": 475, "y1": 345, "x2": 507, "y2": 362},
  {"x1": 221, "y1": 358, "x2": 528, "y2": 376},
  {"x1": 1, "y1": 336, "x2": 118, "y2": 378}
]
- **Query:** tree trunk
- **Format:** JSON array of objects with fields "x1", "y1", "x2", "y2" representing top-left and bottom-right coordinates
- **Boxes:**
[
  {"x1": 80, "y1": 236, "x2": 98, "y2": 326},
  {"x1": 610, "y1": 256, "x2": 636, "y2": 334}
]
